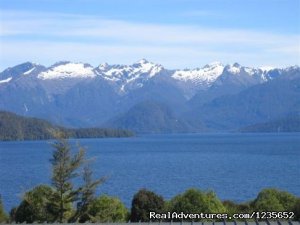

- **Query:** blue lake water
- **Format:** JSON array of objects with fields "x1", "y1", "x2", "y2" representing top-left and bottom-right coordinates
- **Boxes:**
[{"x1": 0, "y1": 133, "x2": 300, "y2": 212}]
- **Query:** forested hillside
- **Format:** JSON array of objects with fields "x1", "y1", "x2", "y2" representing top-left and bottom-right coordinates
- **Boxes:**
[{"x1": 0, "y1": 111, "x2": 134, "y2": 141}]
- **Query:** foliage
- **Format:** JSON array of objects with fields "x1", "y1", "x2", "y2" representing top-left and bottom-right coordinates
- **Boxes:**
[
  {"x1": 86, "y1": 195, "x2": 128, "y2": 222},
  {"x1": 223, "y1": 200, "x2": 252, "y2": 218},
  {"x1": 48, "y1": 132, "x2": 86, "y2": 222},
  {"x1": 0, "y1": 111, "x2": 54, "y2": 141},
  {"x1": 168, "y1": 188, "x2": 226, "y2": 221},
  {"x1": 0, "y1": 196, "x2": 8, "y2": 222},
  {"x1": 0, "y1": 110, "x2": 134, "y2": 141},
  {"x1": 130, "y1": 189, "x2": 165, "y2": 222},
  {"x1": 3, "y1": 185, "x2": 300, "y2": 223},
  {"x1": 70, "y1": 166, "x2": 105, "y2": 222},
  {"x1": 9, "y1": 134, "x2": 103, "y2": 223},
  {"x1": 66, "y1": 127, "x2": 134, "y2": 138},
  {"x1": 12, "y1": 185, "x2": 54, "y2": 223},
  {"x1": 292, "y1": 198, "x2": 300, "y2": 220},
  {"x1": 252, "y1": 188, "x2": 297, "y2": 212}
]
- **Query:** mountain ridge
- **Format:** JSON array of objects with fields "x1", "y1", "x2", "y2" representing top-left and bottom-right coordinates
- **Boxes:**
[
  {"x1": 2, "y1": 60, "x2": 296, "y2": 97},
  {"x1": 0, "y1": 60, "x2": 299, "y2": 133}
]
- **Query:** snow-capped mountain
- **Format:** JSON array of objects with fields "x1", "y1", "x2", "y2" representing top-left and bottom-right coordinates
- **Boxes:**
[
  {"x1": 0, "y1": 59, "x2": 299, "y2": 131},
  {"x1": 95, "y1": 59, "x2": 163, "y2": 81},
  {"x1": 172, "y1": 62, "x2": 224, "y2": 85},
  {"x1": 1, "y1": 59, "x2": 285, "y2": 96},
  {"x1": 0, "y1": 62, "x2": 45, "y2": 84},
  {"x1": 38, "y1": 61, "x2": 95, "y2": 80},
  {"x1": 213, "y1": 63, "x2": 271, "y2": 88},
  {"x1": 94, "y1": 59, "x2": 164, "y2": 93},
  {"x1": 171, "y1": 62, "x2": 225, "y2": 98}
]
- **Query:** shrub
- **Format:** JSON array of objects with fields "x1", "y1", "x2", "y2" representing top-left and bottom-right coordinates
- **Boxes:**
[
  {"x1": 292, "y1": 198, "x2": 300, "y2": 220},
  {"x1": 252, "y1": 188, "x2": 297, "y2": 212},
  {"x1": 13, "y1": 185, "x2": 56, "y2": 223},
  {"x1": 131, "y1": 189, "x2": 165, "y2": 222},
  {"x1": 0, "y1": 196, "x2": 8, "y2": 223},
  {"x1": 168, "y1": 188, "x2": 226, "y2": 221},
  {"x1": 223, "y1": 200, "x2": 252, "y2": 214},
  {"x1": 88, "y1": 195, "x2": 128, "y2": 222}
]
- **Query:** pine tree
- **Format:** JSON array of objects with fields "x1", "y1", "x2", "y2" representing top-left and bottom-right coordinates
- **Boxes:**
[
  {"x1": 70, "y1": 165, "x2": 105, "y2": 222},
  {"x1": 48, "y1": 132, "x2": 85, "y2": 222}
]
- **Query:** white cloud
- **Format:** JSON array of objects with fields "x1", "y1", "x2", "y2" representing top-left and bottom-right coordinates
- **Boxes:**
[{"x1": 0, "y1": 10, "x2": 299, "y2": 69}]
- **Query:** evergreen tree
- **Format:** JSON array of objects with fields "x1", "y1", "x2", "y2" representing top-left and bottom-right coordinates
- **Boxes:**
[
  {"x1": 70, "y1": 166, "x2": 105, "y2": 222},
  {"x1": 48, "y1": 132, "x2": 86, "y2": 222}
]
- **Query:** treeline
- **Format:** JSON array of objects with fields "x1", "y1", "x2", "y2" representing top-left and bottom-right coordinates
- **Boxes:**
[
  {"x1": 1, "y1": 187, "x2": 300, "y2": 223},
  {"x1": 64, "y1": 127, "x2": 134, "y2": 139},
  {"x1": 0, "y1": 111, "x2": 134, "y2": 141},
  {"x1": 240, "y1": 114, "x2": 300, "y2": 132}
]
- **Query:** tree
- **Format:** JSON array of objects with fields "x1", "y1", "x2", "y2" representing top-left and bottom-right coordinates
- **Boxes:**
[
  {"x1": 131, "y1": 189, "x2": 165, "y2": 222},
  {"x1": 292, "y1": 198, "x2": 300, "y2": 220},
  {"x1": 0, "y1": 195, "x2": 8, "y2": 223},
  {"x1": 70, "y1": 166, "x2": 105, "y2": 222},
  {"x1": 168, "y1": 188, "x2": 226, "y2": 221},
  {"x1": 88, "y1": 195, "x2": 128, "y2": 222},
  {"x1": 48, "y1": 132, "x2": 86, "y2": 222},
  {"x1": 223, "y1": 200, "x2": 252, "y2": 219},
  {"x1": 12, "y1": 185, "x2": 54, "y2": 223},
  {"x1": 252, "y1": 188, "x2": 297, "y2": 212}
]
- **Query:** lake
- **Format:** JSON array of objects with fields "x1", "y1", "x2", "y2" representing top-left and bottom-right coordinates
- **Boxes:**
[{"x1": 0, "y1": 133, "x2": 300, "y2": 212}]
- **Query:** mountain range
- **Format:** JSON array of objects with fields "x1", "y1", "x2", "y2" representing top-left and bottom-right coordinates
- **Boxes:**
[{"x1": 0, "y1": 59, "x2": 299, "y2": 133}]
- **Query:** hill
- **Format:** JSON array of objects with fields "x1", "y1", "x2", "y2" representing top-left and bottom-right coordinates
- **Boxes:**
[
  {"x1": 0, "y1": 111, "x2": 134, "y2": 141},
  {"x1": 185, "y1": 72, "x2": 300, "y2": 131},
  {"x1": 240, "y1": 114, "x2": 300, "y2": 132},
  {"x1": 106, "y1": 101, "x2": 203, "y2": 133}
]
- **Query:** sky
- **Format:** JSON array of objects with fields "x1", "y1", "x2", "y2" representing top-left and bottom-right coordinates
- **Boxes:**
[{"x1": 0, "y1": 0, "x2": 299, "y2": 70}]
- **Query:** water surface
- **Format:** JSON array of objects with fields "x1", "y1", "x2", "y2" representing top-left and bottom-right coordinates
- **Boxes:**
[{"x1": 0, "y1": 133, "x2": 299, "y2": 211}]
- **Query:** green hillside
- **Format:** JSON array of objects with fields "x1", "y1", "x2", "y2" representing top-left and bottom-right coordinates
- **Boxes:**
[{"x1": 0, "y1": 111, "x2": 134, "y2": 141}]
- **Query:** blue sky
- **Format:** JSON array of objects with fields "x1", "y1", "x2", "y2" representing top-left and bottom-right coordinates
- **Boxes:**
[{"x1": 0, "y1": 0, "x2": 299, "y2": 70}]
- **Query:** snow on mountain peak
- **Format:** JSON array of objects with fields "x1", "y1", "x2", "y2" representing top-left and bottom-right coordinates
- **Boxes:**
[
  {"x1": 23, "y1": 67, "x2": 36, "y2": 75},
  {"x1": 132, "y1": 59, "x2": 163, "y2": 77},
  {"x1": 38, "y1": 62, "x2": 95, "y2": 80},
  {"x1": 0, "y1": 77, "x2": 12, "y2": 84},
  {"x1": 98, "y1": 62, "x2": 109, "y2": 70},
  {"x1": 225, "y1": 63, "x2": 242, "y2": 74},
  {"x1": 96, "y1": 60, "x2": 163, "y2": 82},
  {"x1": 137, "y1": 58, "x2": 149, "y2": 64},
  {"x1": 204, "y1": 61, "x2": 223, "y2": 68},
  {"x1": 172, "y1": 62, "x2": 224, "y2": 85},
  {"x1": 260, "y1": 66, "x2": 275, "y2": 72}
]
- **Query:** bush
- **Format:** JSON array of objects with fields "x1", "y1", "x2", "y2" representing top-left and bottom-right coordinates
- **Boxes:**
[
  {"x1": 131, "y1": 189, "x2": 165, "y2": 222},
  {"x1": 168, "y1": 188, "x2": 226, "y2": 221},
  {"x1": 0, "y1": 196, "x2": 8, "y2": 223},
  {"x1": 88, "y1": 195, "x2": 128, "y2": 222},
  {"x1": 13, "y1": 185, "x2": 56, "y2": 223},
  {"x1": 223, "y1": 200, "x2": 252, "y2": 215},
  {"x1": 292, "y1": 198, "x2": 300, "y2": 220},
  {"x1": 252, "y1": 188, "x2": 297, "y2": 212}
]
